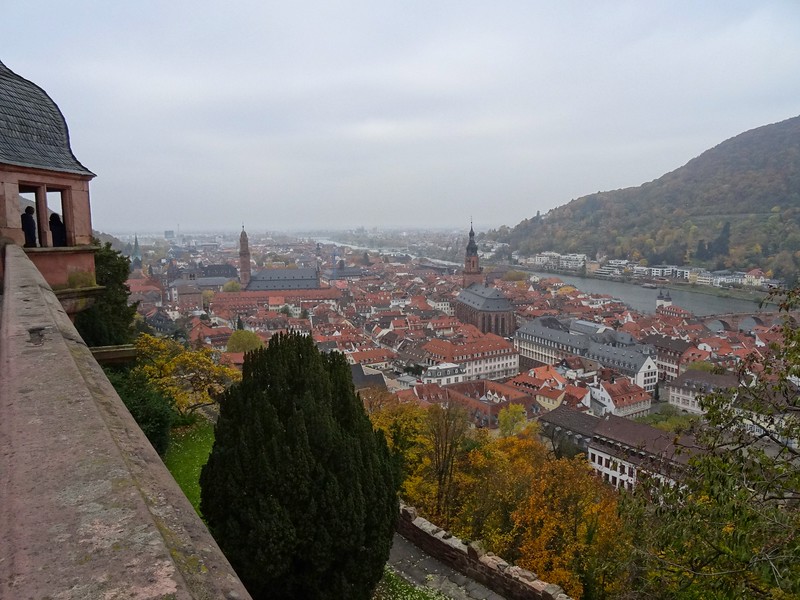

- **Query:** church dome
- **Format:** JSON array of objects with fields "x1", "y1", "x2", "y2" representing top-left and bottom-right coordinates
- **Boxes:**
[{"x1": 0, "y1": 60, "x2": 94, "y2": 176}]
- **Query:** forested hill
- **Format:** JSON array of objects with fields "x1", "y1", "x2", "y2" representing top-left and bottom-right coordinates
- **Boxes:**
[{"x1": 488, "y1": 114, "x2": 800, "y2": 282}]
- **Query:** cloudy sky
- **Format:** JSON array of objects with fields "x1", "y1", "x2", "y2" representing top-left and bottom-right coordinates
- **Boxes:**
[{"x1": 4, "y1": 1, "x2": 800, "y2": 234}]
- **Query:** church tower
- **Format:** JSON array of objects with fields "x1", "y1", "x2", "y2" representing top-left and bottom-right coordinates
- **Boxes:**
[
  {"x1": 239, "y1": 226, "x2": 251, "y2": 288},
  {"x1": 462, "y1": 222, "x2": 484, "y2": 288},
  {"x1": 132, "y1": 234, "x2": 141, "y2": 261}
]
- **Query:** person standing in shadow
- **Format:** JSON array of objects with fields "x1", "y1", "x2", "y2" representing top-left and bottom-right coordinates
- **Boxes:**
[
  {"x1": 49, "y1": 213, "x2": 67, "y2": 247},
  {"x1": 21, "y1": 206, "x2": 37, "y2": 247}
]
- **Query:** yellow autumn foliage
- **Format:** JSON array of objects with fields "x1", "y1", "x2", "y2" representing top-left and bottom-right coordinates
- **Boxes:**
[
  {"x1": 133, "y1": 334, "x2": 241, "y2": 415},
  {"x1": 369, "y1": 396, "x2": 630, "y2": 599},
  {"x1": 514, "y1": 457, "x2": 628, "y2": 599}
]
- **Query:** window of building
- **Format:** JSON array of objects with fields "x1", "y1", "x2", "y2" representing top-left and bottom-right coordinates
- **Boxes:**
[{"x1": 18, "y1": 187, "x2": 69, "y2": 248}]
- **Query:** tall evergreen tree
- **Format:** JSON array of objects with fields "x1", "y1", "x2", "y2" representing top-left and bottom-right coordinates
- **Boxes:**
[
  {"x1": 200, "y1": 333, "x2": 398, "y2": 600},
  {"x1": 74, "y1": 241, "x2": 137, "y2": 346}
]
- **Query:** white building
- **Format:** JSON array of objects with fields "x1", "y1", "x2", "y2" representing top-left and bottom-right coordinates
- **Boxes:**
[
  {"x1": 589, "y1": 377, "x2": 652, "y2": 419},
  {"x1": 665, "y1": 371, "x2": 738, "y2": 415},
  {"x1": 559, "y1": 253, "x2": 587, "y2": 271},
  {"x1": 421, "y1": 363, "x2": 466, "y2": 386}
]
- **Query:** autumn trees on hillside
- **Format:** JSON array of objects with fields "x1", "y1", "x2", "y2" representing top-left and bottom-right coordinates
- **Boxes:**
[
  {"x1": 486, "y1": 115, "x2": 800, "y2": 282},
  {"x1": 370, "y1": 400, "x2": 628, "y2": 599}
]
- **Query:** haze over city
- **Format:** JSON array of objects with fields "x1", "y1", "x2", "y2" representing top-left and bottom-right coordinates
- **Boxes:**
[{"x1": 5, "y1": 1, "x2": 800, "y2": 233}]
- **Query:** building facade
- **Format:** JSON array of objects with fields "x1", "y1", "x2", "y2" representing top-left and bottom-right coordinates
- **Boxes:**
[
  {"x1": 641, "y1": 334, "x2": 692, "y2": 382},
  {"x1": 422, "y1": 362, "x2": 467, "y2": 385},
  {"x1": 539, "y1": 406, "x2": 691, "y2": 490},
  {"x1": 665, "y1": 370, "x2": 738, "y2": 415},
  {"x1": 423, "y1": 333, "x2": 519, "y2": 381}
]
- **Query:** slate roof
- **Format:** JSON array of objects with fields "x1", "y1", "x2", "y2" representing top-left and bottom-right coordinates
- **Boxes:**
[
  {"x1": 592, "y1": 415, "x2": 693, "y2": 466},
  {"x1": 570, "y1": 320, "x2": 605, "y2": 336},
  {"x1": 455, "y1": 283, "x2": 513, "y2": 312},
  {"x1": 517, "y1": 317, "x2": 654, "y2": 374},
  {"x1": 641, "y1": 334, "x2": 692, "y2": 354},
  {"x1": 201, "y1": 264, "x2": 238, "y2": 278},
  {"x1": 246, "y1": 268, "x2": 320, "y2": 291},
  {"x1": 515, "y1": 318, "x2": 592, "y2": 352},
  {"x1": 586, "y1": 342, "x2": 653, "y2": 374},
  {"x1": 538, "y1": 405, "x2": 599, "y2": 438},
  {"x1": 324, "y1": 266, "x2": 364, "y2": 280},
  {"x1": 349, "y1": 364, "x2": 386, "y2": 391},
  {"x1": 0, "y1": 61, "x2": 94, "y2": 176},
  {"x1": 466, "y1": 224, "x2": 478, "y2": 256},
  {"x1": 667, "y1": 370, "x2": 739, "y2": 394},
  {"x1": 169, "y1": 277, "x2": 232, "y2": 288}
]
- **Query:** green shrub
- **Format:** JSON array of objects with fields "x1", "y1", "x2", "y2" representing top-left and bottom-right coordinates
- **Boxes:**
[{"x1": 106, "y1": 369, "x2": 175, "y2": 455}]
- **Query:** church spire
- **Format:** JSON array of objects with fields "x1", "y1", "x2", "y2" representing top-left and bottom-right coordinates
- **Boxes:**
[
  {"x1": 239, "y1": 226, "x2": 251, "y2": 288},
  {"x1": 463, "y1": 221, "x2": 483, "y2": 287},
  {"x1": 466, "y1": 219, "x2": 478, "y2": 257},
  {"x1": 132, "y1": 233, "x2": 141, "y2": 260}
]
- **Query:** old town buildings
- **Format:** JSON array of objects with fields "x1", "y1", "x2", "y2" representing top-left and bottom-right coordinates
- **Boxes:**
[
  {"x1": 514, "y1": 317, "x2": 659, "y2": 392},
  {"x1": 117, "y1": 221, "x2": 800, "y2": 495},
  {"x1": 125, "y1": 223, "x2": 785, "y2": 453}
]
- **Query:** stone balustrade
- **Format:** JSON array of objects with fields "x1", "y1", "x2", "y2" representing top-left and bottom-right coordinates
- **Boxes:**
[
  {"x1": 0, "y1": 243, "x2": 251, "y2": 599},
  {"x1": 397, "y1": 504, "x2": 572, "y2": 600}
]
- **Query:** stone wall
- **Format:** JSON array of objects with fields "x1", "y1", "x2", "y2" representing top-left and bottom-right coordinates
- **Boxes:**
[
  {"x1": 397, "y1": 504, "x2": 572, "y2": 600},
  {"x1": 0, "y1": 244, "x2": 251, "y2": 599}
]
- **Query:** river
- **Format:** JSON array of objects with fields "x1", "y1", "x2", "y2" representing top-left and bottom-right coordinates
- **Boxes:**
[
  {"x1": 316, "y1": 239, "x2": 766, "y2": 316},
  {"x1": 531, "y1": 273, "x2": 766, "y2": 316}
]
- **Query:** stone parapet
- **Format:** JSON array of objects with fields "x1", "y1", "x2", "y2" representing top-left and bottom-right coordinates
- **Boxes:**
[
  {"x1": 0, "y1": 244, "x2": 251, "y2": 599},
  {"x1": 397, "y1": 504, "x2": 572, "y2": 600}
]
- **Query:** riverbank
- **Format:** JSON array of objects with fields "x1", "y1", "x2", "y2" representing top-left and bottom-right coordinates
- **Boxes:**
[
  {"x1": 505, "y1": 268, "x2": 768, "y2": 315},
  {"x1": 501, "y1": 264, "x2": 774, "y2": 309},
  {"x1": 661, "y1": 281, "x2": 772, "y2": 305}
]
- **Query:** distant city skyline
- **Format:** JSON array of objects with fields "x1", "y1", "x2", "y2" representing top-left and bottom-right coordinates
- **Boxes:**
[{"x1": 5, "y1": 1, "x2": 800, "y2": 233}]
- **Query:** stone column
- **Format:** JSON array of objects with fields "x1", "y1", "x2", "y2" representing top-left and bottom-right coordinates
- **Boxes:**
[
  {"x1": 64, "y1": 182, "x2": 93, "y2": 246},
  {"x1": 35, "y1": 185, "x2": 50, "y2": 247},
  {"x1": 0, "y1": 179, "x2": 24, "y2": 245}
]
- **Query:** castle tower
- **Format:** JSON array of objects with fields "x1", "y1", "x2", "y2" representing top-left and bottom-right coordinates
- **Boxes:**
[
  {"x1": 239, "y1": 226, "x2": 251, "y2": 287},
  {"x1": 656, "y1": 289, "x2": 672, "y2": 309},
  {"x1": 0, "y1": 60, "x2": 98, "y2": 316},
  {"x1": 462, "y1": 222, "x2": 484, "y2": 288}
]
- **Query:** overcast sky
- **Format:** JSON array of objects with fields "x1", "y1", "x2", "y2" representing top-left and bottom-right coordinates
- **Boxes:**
[{"x1": 4, "y1": 1, "x2": 800, "y2": 234}]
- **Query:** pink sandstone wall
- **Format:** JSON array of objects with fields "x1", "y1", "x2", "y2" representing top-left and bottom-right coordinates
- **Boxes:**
[
  {"x1": 397, "y1": 504, "x2": 572, "y2": 600},
  {"x1": 0, "y1": 245, "x2": 251, "y2": 600}
]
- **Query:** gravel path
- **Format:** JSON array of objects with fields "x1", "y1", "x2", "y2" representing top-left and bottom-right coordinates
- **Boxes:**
[{"x1": 388, "y1": 533, "x2": 507, "y2": 600}]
